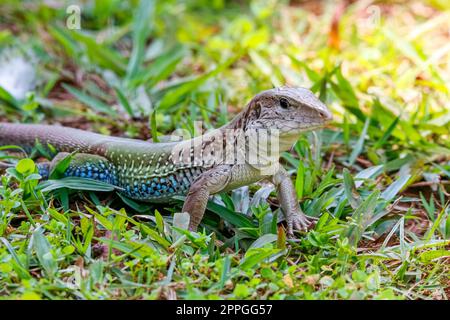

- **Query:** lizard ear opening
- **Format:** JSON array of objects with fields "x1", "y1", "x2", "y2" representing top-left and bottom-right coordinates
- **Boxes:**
[{"x1": 253, "y1": 102, "x2": 261, "y2": 119}]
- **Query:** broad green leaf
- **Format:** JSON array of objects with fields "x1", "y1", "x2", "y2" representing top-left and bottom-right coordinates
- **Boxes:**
[
  {"x1": 418, "y1": 249, "x2": 450, "y2": 263},
  {"x1": 172, "y1": 212, "x2": 190, "y2": 242},
  {"x1": 240, "y1": 248, "x2": 280, "y2": 270},
  {"x1": 249, "y1": 234, "x2": 277, "y2": 249},
  {"x1": 0, "y1": 237, "x2": 31, "y2": 279},
  {"x1": 154, "y1": 209, "x2": 164, "y2": 235},
  {"x1": 38, "y1": 177, "x2": 117, "y2": 192},
  {"x1": 32, "y1": 229, "x2": 57, "y2": 277},
  {"x1": 0, "y1": 85, "x2": 19, "y2": 109},
  {"x1": 206, "y1": 201, "x2": 256, "y2": 233},
  {"x1": 49, "y1": 152, "x2": 75, "y2": 179},
  {"x1": 16, "y1": 159, "x2": 35, "y2": 174},
  {"x1": 381, "y1": 174, "x2": 411, "y2": 202}
]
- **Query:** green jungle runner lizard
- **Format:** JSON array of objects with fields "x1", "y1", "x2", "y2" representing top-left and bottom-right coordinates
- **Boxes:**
[{"x1": 0, "y1": 87, "x2": 332, "y2": 237}]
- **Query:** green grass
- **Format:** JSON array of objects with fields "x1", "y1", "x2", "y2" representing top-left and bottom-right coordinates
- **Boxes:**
[{"x1": 0, "y1": 0, "x2": 449, "y2": 300}]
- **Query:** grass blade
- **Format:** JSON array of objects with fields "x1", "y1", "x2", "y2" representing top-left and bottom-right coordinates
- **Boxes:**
[
  {"x1": 63, "y1": 84, "x2": 117, "y2": 117},
  {"x1": 126, "y1": 0, "x2": 155, "y2": 80},
  {"x1": 349, "y1": 117, "x2": 370, "y2": 165}
]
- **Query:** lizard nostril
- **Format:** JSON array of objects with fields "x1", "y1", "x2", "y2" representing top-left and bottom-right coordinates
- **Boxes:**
[{"x1": 318, "y1": 110, "x2": 332, "y2": 121}]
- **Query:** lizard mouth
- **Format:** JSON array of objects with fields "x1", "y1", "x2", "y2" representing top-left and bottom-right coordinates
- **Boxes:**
[{"x1": 281, "y1": 121, "x2": 327, "y2": 134}]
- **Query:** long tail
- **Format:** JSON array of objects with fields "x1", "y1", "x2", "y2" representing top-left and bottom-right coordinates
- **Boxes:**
[
  {"x1": 0, "y1": 123, "x2": 104, "y2": 154},
  {"x1": 0, "y1": 161, "x2": 13, "y2": 169}
]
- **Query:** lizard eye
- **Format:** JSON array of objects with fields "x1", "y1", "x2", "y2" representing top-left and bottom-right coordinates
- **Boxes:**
[{"x1": 279, "y1": 98, "x2": 289, "y2": 109}]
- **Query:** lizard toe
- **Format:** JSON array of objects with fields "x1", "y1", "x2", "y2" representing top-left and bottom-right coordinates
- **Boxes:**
[
  {"x1": 292, "y1": 213, "x2": 313, "y2": 231},
  {"x1": 286, "y1": 231, "x2": 296, "y2": 239}
]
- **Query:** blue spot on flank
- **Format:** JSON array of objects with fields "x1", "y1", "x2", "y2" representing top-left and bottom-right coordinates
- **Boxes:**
[
  {"x1": 151, "y1": 182, "x2": 156, "y2": 188},
  {"x1": 99, "y1": 173, "x2": 105, "y2": 179},
  {"x1": 169, "y1": 188, "x2": 174, "y2": 193},
  {"x1": 142, "y1": 184, "x2": 147, "y2": 191},
  {"x1": 126, "y1": 185, "x2": 131, "y2": 192},
  {"x1": 154, "y1": 191, "x2": 160, "y2": 196},
  {"x1": 157, "y1": 184, "x2": 161, "y2": 190},
  {"x1": 93, "y1": 173, "x2": 98, "y2": 179},
  {"x1": 171, "y1": 177, "x2": 178, "y2": 186},
  {"x1": 134, "y1": 187, "x2": 138, "y2": 193},
  {"x1": 161, "y1": 185, "x2": 167, "y2": 190},
  {"x1": 160, "y1": 178, "x2": 166, "y2": 183}
]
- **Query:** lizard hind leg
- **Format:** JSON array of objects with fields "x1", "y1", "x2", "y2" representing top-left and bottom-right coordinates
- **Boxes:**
[{"x1": 42, "y1": 152, "x2": 117, "y2": 185}]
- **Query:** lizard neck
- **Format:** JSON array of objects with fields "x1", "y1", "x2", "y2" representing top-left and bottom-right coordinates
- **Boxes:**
[
  {"x1": 169, "y1": 103, "x2": 294, "y2": 170},
  {"x1": 222, "y1": 107, "x2": 295, "y2": 153},
  {"x1": 222, "y1": 104, "x2": 251, "y2": 132}
]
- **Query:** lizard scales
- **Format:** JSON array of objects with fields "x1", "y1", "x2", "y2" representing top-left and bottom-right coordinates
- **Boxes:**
[
  {"x1": 0, "y1": 123, "x2": 210, "y2": 201},
  {"x1": 0, "y1": 87, "x2": 332, "y2": 236}
]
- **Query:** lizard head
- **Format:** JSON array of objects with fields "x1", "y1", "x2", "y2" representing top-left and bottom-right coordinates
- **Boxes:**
[{"x1": 234, "y1": 87, "x2": 332, "y2": 147}]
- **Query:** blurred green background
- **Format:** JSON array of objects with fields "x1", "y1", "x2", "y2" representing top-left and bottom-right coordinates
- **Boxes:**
[{"x1": 0, "y1": 0, "x2": 449, "y2": 300}]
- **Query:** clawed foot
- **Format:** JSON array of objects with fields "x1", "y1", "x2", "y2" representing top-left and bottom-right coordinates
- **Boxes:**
[{"x1": 286, "y1": 212, "x2": 317, "y2": 238}]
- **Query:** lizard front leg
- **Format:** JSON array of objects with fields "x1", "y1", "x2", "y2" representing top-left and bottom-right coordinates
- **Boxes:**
[
  {"x1": 182, "y1": 165, "x2": 231, "y2": 231},
  {"x1": 271, "y1": 167, "x2": 312, "y2": 237}
]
